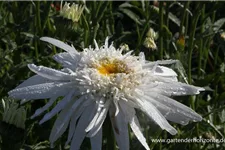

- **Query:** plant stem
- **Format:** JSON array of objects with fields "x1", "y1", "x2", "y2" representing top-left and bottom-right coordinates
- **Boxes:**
[
  {"x1": 159, "y1": 2, "x2": 164, "y2": 59},
  {"x1": 36, "y1": 1, "x2": 42, "y2": 36},
  {"x1": 203, "y1": 11, "x2": 216, "y2": 72},
  {"x1": 187, "y1": 4, "x2": 201, "y2": 84},
  {"x1": 42, "y1": 1, "x2": 51, "y2": 32},
  {"x1": 179, "y1": 2, "x2": 190, "y2": 36},
  {"x1": 198, "y1": 5, "x2": 205, "y2": 77},
  {"x1": 187, "y1": 3, "x2": 201, "y2": 111}
]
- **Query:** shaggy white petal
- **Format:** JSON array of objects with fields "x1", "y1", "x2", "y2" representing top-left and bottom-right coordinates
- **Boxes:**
[
  {"x1": 85, "y1": 97, "x2": 105, "y2": 133},
  {"x1": 155, "y1": 106, "x2": 191, "y2": 125},
  {"x1": 85, "y1": 105, "x2": 101, "y2": 132},
  {"x1": 136, "y1": 98, "x2": 177, "y2": 135},
  {"x1": 94, "y1": 39, "x2": 99, "y2": 50},
  {"x1": 40, "y1": 37, "x2": 79, "y2": 55},
  {"x1": 16, "y1": 75, "x2": 47, "y2": 89},
  {"x1": 154, "y1": 66, "x2": 177, "y2": 77},
  {"x1": 65, "y1": 117, "x2": 78, "y2": 146},
  {"x1": 143, "y1": 95, "x2": 190, "y2": 125},
  {"x1": 154, "y1": 66, "x2": 178, "y2": 81},
  {"x1": 90, "y1": 128, "x2": 102, "y2": 150},
  {"x1": 120, "y1": 101, "x2": 150, "y2": 150},
  {"x1": 28, "y1": 64, "x2": 72, "y2": 81},
  {"x1": 65, "y1": 103, "x2": 87, "y2": 147},
  {"x1": 145, "y1": 93, "x2": 202, "y2": 122},
  {"x1": 31, "y1": 96, "x2": 57, "y2": 119},
  {"x1": 53, "y1": 52, "x2": 79, "y2": 70},
  {"x1": 109, "y1": 104, "x2": 129, "y2": 150},
  {"x1": 50, "y1": 98, "x2": 88, "y2": 146},
  {"x1": 148, "y1": 82, "x2": 204, "y2": 96},
  {"x1": 8, "y1": 82, "x2": 73, "y2": 102},
  {"x1": 130, "y1": 116, "x2": 150, "y2": 150},
  {"x1": 87, "y1": 101, "x2": 110, "y2": 137},
  {"x1": 70, "y1": 104, "x2": 95, "y2": 150},
  {"x1": 138, "y1": 52, "x2": 145, "y2": 64},
  {"x1": 39, "y1": 90, "x2": 76, "y2": 124},
  {"x1": 49, "y1": 101, "x2": 73, "y2": 146}
]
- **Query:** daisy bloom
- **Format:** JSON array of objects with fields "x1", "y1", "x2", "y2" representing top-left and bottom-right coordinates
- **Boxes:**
[
  {"x1": 144, "y1": 28, "x2": 158, "y2": 50},
  {"x1": 8, "y1": 37, "x2": 204, "y2": 150},
  {"x1": 60, "y1": 2, "x2": 84, "y2": 22}
]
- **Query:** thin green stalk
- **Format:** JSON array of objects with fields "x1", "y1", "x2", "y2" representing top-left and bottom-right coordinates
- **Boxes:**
[
  {"x1": 36, "y1": 1, "x2": 42, "y2": 36},
  {"x1": 165, "y1": 2, "x2": 169, "y2": 27},
  {"x1": 42, "y1": 1, "x2": 51, "y2": 32},
  {"x1": 179, "y1": 2, "x2": 190, "y2": 36},
  {"x1": 34, "y1": 40, "x2": 39, "y2": 60},
  {"x1": 187, "y1": 4, "x2": 201, "y2": 85},
  {"x1": 94, "y1": 1, "x2": 103, "y2": 24},
  {"x1": 47, "y1": 18, "x2": 54, "y2": 33},
  {"x1": 90, "y1": 2, "x2": 96, "y2": 30},
  {"x1": 165, "y1": 2, "x2": 170, "y2": 55},
  {"x1": 203, "y1": 11, "x2": 216, "y2": 72},
  {"x1": 136, "y1": 22, "x2": 141, "y2": 52},
  {"x1": 159, "y1": 2, "x2": 164, "y2": 59},
  {"x1": 92, "y1": 1, "x2": 97, "y2": 14},
  {"x1": 92, "y1": 23, "x2": 99, "y2": 43},
  {"x1": 137, "y1": 17, "x2": 149, "y2": 50},
  {"x1": 81, "y1": 13, "x2": 90, "y2": 47},
  {"x1": 109, "y1": 2, "x2": 115, "y2": 34},
  {"x1": 0, "y1": 2, "x2": 3, "y2": 9},
  {"x1": 187, "y1": 4, "x2": 201, "y2": 111},
  {"x1": 139, "y1": 1, "x2": 150, "y2": 42},
  {"x1": 33, "y1": 10, "x2": 39, "y2": 60},
  {"x1": 198, "y1": 4, "x2": 205, "y2": 77},
  {"x1": 214, "y1": 45, "x2": 220, "y2": 66},
  {"x1": 96, "y1": 1, "x2": 109, "y2": 25},
  {"x1": 185, "y1": 9, "x2": 189, "y2": 36}
]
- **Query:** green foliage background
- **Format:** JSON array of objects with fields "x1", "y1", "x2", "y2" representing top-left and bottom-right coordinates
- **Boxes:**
[{"x1": 0, "y1": 1, "x2": 225, "y2": 150}]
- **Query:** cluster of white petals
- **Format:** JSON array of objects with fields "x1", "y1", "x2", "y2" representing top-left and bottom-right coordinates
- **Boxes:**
[
  {"x1": 60, "y1": 2, "x2": 84, "y2": 22},
  {"x1": 144, "y1": 28, "x2": 158, "y2": 50},
  {"x1": 8, "y1": 37, "x2": 204, "y2": 150}
]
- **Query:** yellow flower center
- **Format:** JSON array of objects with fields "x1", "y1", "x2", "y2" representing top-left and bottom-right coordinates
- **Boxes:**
[{"x1": 97, "y1": 58, "x2": 130, "y2": 75}]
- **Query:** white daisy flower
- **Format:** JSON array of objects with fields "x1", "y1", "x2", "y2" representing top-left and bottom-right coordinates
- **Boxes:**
[
  {"x1": 60, "y1": 2, "x2": 84, "y2": 22},
  {"x1": 144, "y1": 28, "x2": 158, "y2": 50},
  {"x1": 8, "y1": 37, "x2": 204, "y2": 150}
]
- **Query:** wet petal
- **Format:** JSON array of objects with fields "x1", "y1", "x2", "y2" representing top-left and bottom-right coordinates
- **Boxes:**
[
  {"x1": 90, "y1": 128, "x2": 102, "y2": 150},
  {"x1": 28, "y1": 64, "x2": 72, "y2": 81},
  {"x1": 144, "y1": 93, "x2": 202, "y2": 123},
  {"x1": 8, "y1": 82, "x2": 74, "y2": 102},
  {"x1": 15, "y1": 75, "x2": 47, "y2": 89},
  {"x1": 151, "y1": 82, "x2": 204, "y2": 96},
  {"x1": 136, "y1": 97, "x2": 177, "y2": 135},
  {"x1": 40, "y1": 37, "x2": 79, "y2": 54},
  {"x1": 49, "y1": 102, "x2": 73, "y2": 146},
  {"x1": 70, "y1": 104, "x2": 95, "y2": 150},
  {"x1": 109, "y1": 104, "x2": 129, "y2": 150},
  {"x1": 86, "y1": 101, "x2": 110, "y2": 137},
  {"x1": 31, "y1": 96, "x2": 58, "y2": 119},
  {"x1": 53, "y1": 52, "x2": 79, "y2": 70},
  {"x1": 120, "y1": 101, "x2": 150, "y2": 150},
  {"x1": 39, "y1": 90, "x2": 77, "y2": 124}
]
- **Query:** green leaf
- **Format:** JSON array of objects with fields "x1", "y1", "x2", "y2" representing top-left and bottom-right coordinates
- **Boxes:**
[
  {"x1": 202, "y1": 118, "x2": 224, "y2": 138},
  {"x1": 168, "y1": 12, "x2": 180, "y2": 26},
  {"x1": 119, "y1": 8, "x2": 142, "y2": 25},
  {"x1": 213, "y1": 18, "x2": 225, "y2": 32}
]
